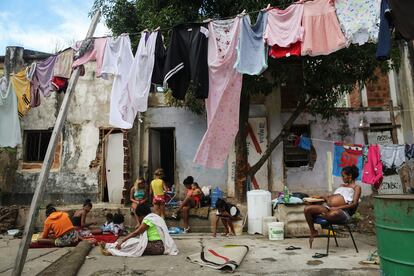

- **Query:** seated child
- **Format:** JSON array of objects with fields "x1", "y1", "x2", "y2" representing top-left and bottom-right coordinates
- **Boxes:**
[
  {"x1": 212, "y1": 198, "x2": 241, "y2": 237},
  {"x1": 101, "y1": 213, "x2": 114, "y2": 232},
  {"x1": 191, "y1": 182, "x2": 203, "y2": 208},
  {"x1": 101, "y1": 213, "x2": 125, "y2": 236}
]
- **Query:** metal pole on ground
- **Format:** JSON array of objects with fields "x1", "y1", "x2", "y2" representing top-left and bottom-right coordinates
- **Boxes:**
[{"x1": 12, "y1": 10, "x2": 101, "y2": 276}]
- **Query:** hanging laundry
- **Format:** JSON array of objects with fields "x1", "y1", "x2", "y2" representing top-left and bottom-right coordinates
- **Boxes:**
[
  {"x1": 31, "y1": 55, "x2": 57, "y2": 100},
  {"x1": 53, "y1": 49, "x2": 75, "y2": 79},
  {"x1": 120, "y1": 31, "x2": 157, "y2": 124},
  {"x1": 387, "y1": 0, "x2": 414, "y2": 40},
  {"x1": 25, "y1": 62, "x2": 39, "y2": 107},
  {"x1": 163, "y1": 23, "x2": 209, "y2": 100},
  {"x1": 376, "y1": 0, "x2": 392, "y2": 60},
  {"x1": 298, "y1": 136, "x2": 312, "y2": 151},
  {"x1": 269, "y1": 41, "x2": 301, "y2": 59},
  {"x1": 234, "y1": 11, "x2": 268, "y2": 75},
  {"x1": 51, "y1": 76, "x2": 68, "y2": 93},
  {"x1": 101, "y1": 35, "x2": 134, "y2": 129},
  {"x1": 72, "y1": 37, "x2": 108, "y2": 77},
  {"x1": 11, "y1": 70, "x2": 31, "y2": 118},
  {"x1": 333, "y1": 143, "x2": 364, "y2": 180},
  {"x1": 335, "y1": 0, "x2": 381, "y2": 46},
  {"x1": 0, "y1": 78, "x2": 22, "y2": 147},
  {"x1": 26, "y1": 62, "x2": 36, "y2": 81},
  {"x1": 380, "y1": 144, "x2": 405, "y2": 175},
  {"x1": 151, "y1": 32, "x2": 166, "y2": 86},
  {"x1": 362, "y1": 144, "x2": 383, "y2": 189},
  {"x1": 264, "y1": 4, "x2": 304, "y2": 59},
  {"x1": 405, "y1": 144, "x2": 414, "y2": 160},
  {"x1": 301, "y1": 0, "x2": 347, "y2": 56},
  {"x1": 194, "y1": 18, "x2": 242, "y2": 169}
]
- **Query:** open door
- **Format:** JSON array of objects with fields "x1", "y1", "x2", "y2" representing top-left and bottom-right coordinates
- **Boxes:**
[
  {"x1": 149, "y1": 128, "x2": 175, "y2": 187},
  {"x1": 105, "y1": 133, "x2": 124, "y2": 203}
]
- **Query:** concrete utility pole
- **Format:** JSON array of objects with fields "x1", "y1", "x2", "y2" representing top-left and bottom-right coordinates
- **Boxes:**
[{"x1": 12, "y1": 10, "x2": 101, "y2": 276}]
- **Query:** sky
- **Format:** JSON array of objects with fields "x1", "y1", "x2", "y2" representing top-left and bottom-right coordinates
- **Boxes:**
[{"x1": 0, "y1": 0, "x2": 110, "y2": 55}]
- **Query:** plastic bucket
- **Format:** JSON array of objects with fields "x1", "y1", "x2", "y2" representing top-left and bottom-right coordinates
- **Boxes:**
[
  {"x1": 262, "y1": 216, "x2": 277, "y2": 237},
  {"x1": 268, "y1": 222, "x2": 284, "y2": 241},
  {"x1": 233, "y1": 219, "x2": 244, "y2": 236}
]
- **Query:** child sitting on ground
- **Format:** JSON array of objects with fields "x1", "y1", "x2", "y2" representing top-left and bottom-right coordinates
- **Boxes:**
[
  {"x1": 212, "y1": 198, "x2": 241, "y2": 237},
  {"x1": 101, "y1": 213, "x2": 125, "y2": 236}
]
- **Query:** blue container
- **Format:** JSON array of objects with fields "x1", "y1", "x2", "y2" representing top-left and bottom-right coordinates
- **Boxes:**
[{"x1": 211, "y1": 187, "x2": 223, "y2": 208}]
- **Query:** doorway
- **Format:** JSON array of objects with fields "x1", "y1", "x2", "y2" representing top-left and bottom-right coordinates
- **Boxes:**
[{"x1": 149, "y1": 128, "x2": 175, "y2": 188}]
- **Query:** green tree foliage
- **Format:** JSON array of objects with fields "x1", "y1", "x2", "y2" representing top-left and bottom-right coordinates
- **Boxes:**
[{"x1": 93, "y1": 0, "x2": 400, "y2": 199}]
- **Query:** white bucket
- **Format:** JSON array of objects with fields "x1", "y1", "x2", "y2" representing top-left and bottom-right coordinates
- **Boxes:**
[
  {"x1": 262, "y1": 216, "x2": 277, "y2": 237},
  {"x1": 268, "y1": 222, "x2": 284, "y2": 241}
]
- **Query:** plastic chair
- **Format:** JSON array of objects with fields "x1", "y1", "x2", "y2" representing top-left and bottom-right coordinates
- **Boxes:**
[{"x1": 314, "y1": 214, "x2": 359, "y2": 256}]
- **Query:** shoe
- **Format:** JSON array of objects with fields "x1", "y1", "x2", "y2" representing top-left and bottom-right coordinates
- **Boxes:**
[
  {"x1": 183, "y1": 227, "x2": 190, "y2": 233},
  {"x1": 171, "y1": 213, "x2": 177, "y2": 219}
]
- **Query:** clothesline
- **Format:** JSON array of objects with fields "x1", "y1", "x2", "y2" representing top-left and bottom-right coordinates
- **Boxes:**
[{"x1": 92, "y1": 2, "x2": 307, "y2": 39}]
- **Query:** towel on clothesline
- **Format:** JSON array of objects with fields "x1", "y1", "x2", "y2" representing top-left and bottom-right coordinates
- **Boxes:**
[{"x1": 333, "y1": 142, "x2": 363, "y2": 180}]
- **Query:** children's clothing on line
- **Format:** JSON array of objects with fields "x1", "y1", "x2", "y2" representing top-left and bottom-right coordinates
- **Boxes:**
[
  {"x1": 0, "y1": 79, "x2": 22, "y2": 147},
  {"x1": 298, "y1": 136, "x2": 312, "y2": 151},
  {"x1": 25, "y1": 63, "x2": 39, "y2": 107},
  {"x1": 73, "y1": 37, "x2": 108, "y2": 77},
  {"x1": 335, "y1": 0, "x2": 381, "y2": 46},
  {"x1": 53, "y1": 49, "x2": 75, "y2": 79},
  {"x1": 121, "y1": 31, "x2": 157, "y2": 120},
  {"x1": 332, "y1": 143, "x2": 364, "y2": 180},
  {"x1": 234, "y1": 11, "x2": 268, "y2": 75},
  {"x1": 163, "y1": 23, "x2": 209, "y2": 100},
  {"x1": 269, "y1": 41, "x2": 301, "y2": 59},
  {"x1": 380, "y1": 144, "x2": 405, "y2": 169},
  {"x1": 301, "y1": 0, "x2": 347, "y2": 56},
  {"x1": 264, "y1": 4, "x2": 304, "y2": 47},
  {"x1": 51, "y1": 76, "x2": 68, "y2": 92},
  {"x1": 362, "y1": 144, "x2": 383, "y2": 189},
  {"x1": 405, "y1": 144, "x2": 414, "y2": 160},
  {"x1": 11, "y1": 70, "x2": 31, "y2": 118},
  {"x1": 194, "y1": 18, "x2": 242, "y2": 169},
  {"x1": 101, "y1": 35, "x2": 134, "y2": 129}
]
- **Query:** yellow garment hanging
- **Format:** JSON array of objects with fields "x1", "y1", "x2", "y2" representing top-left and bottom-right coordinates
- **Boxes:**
[{"x1": 11, "y1": 70, "x2": 31, "y2": 118}]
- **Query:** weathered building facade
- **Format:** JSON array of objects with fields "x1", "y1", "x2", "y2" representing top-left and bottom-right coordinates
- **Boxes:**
[{"x1": 1, "y1": 42, "x2": 413, "y2": 205}]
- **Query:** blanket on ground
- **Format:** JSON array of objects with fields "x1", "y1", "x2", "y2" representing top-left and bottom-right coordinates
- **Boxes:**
[
  {"x1": 187, "y1": 245, "x2": 249, "y2": 272},
  {"x1": 29, "y1": 233, "x2": 118, "y2": 248},
  {"x1": 105, "y1": 213, "x2": 179, "y2": 257}
]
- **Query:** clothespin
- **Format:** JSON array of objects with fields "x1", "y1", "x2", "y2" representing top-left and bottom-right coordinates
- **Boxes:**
[
  {"x1": 154, "y1": 26, "x2": 160, "y2": 32},
  {"x1": 262, "y1": 4, "x2": 271, "y2": 11},
  {"x1": 237, "y1": 9, "x2": 246, "y2": 17},
  {"x1": 143, "y1": 28, "x2": 149, "y2": 33}
]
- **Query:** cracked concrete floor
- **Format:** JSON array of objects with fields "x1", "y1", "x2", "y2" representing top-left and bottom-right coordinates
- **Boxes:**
[{"x1": 0, "y1": 233, "x2": 380, "y2": 276}]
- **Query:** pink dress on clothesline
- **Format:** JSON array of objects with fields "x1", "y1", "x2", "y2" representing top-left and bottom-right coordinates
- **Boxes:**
[
  {"x1": 193, "y1": 18, "x2": 242, "y2": 169},
  {"x1": 301, "y1": 0, "x2": 347, "y2": 56},
  {"x1": 263, "y1": 4, "x2": 304, "y2": 47},
  {"x1": 72, "y1": 38, "x2": 108, "y2": 77}
]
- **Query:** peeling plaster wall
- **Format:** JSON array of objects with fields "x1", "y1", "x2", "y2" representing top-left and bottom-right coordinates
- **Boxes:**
[
  {"x1": 281, "y1": 110, "x2": 401, "y2": 196},
  {"x1": 142, "y1": 107, "x2": 228, "y2": 198},
  {"x1": 11, "y1": 63, "x2": 113, "y2": 205}
]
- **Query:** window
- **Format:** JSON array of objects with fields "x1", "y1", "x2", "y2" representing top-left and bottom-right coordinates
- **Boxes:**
[
  {"x1": 24, "y1": 130, "x2": 52, "y2": 162},
  {"x1": 284, "y1": 125, "x2": 311, "y2": 167}
]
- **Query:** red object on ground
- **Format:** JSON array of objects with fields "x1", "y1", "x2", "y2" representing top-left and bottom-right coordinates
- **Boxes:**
[{"x1": 30, "y1": 233, "x2": 119, "y2": 248}]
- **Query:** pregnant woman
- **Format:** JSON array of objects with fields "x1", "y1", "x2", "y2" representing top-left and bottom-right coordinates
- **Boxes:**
[{"x1": 304, "y1": 165, "x2": 361, "y2": 248}]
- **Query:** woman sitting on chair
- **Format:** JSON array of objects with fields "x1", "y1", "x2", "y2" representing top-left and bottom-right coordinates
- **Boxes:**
[{"x1": 304, "y1": 165, "x2": 361, "y2": 248}]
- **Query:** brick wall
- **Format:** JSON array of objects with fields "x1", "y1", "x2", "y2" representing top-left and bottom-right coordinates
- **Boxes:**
[
  {"x1": 366, "y1": 70, "x2": 390, "y2": 107},
  {"x1": 348, "y1": 84, "x2": 362, "y2": 108},
  {"x1": 347, "y1": 70, "x2": 390, "y2": 108}
]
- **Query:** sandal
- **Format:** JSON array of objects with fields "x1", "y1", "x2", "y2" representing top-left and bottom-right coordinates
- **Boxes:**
[
  {"x1": 183, "y1": 227, "x2": 190, "y2": 233},
  {"x1": 312, "y1": 253, "x2": 328, "y2": 258},
  {"x1": 285, "y1": 246, "x2": 301, "y2": 250}
]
